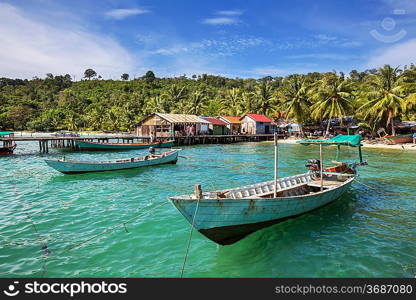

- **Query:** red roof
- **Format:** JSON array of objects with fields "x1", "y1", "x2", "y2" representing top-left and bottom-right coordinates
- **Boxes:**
[
  {"x1": 201, "y1": 117, "x2": 227, "y2": 126},
  {"x1": 240, "y1": 113, "x2": 272, "y2": 122}
]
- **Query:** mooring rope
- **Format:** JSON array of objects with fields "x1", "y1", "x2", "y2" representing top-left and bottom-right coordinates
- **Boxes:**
[
  {"x1": 180, "y1": 197, "x2": 201, "y2": 278},
  {"x1": 12, "y1": 184, "x2": 50, "y2": 277},
  {"x1": 66, "y1": 201, "x2": 168, "y2": 251},
  {"x1": 354, "y1": 179, "x2": 415, "y2": 197}
]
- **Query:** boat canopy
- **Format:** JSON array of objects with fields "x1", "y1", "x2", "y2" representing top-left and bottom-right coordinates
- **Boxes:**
[
  {"x1": 0, "y1": 131, "x2": 13, "y2": 137},
  {"x1": 297, "y1": 134, "x2": 362, "y2": 147}
]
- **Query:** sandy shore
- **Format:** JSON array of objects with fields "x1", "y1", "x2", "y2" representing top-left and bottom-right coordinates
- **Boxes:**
[{"x1": 275, "y1": 137, "x2": 416, "y2": 151}]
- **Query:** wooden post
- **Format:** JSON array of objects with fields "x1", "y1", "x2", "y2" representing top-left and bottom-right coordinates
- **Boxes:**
[
  {"x1": 320, "y1": 144, "x2": 323, "y2": 191},
  {"x1": 336, "y1": 145, "x2": 340, "y2": 161},
  {"x1": 274, "y1": 132, "x2": 278, "y2": 198},
  {"x1": 194, "y1": 184, "x2": 202, "y2": 199},
  {"x1": 358, "y1": 146, "x2": 363, "y2": 163}
]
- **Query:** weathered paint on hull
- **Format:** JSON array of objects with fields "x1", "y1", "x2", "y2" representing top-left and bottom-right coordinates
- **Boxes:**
[
  {"x1": 45, "y1": 151, "x2": 179, "y2": 174},
  {"x1": 75, "y1": 140, "x2": 174, "y2": 150},
  {"x1": 0, "y1": 144, "x2": 16, "y2": 155},
  {"x1": 171, "y1": 178, "x2": 354, "y2": 245},
  {"x1": 383, "y1": 134, "x2": 413, "y2": 145}
]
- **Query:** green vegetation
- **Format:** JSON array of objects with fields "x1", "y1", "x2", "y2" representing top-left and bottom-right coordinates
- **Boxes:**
[{"x1": 0, "y1": 65, "x2": 415, "y2": 134}]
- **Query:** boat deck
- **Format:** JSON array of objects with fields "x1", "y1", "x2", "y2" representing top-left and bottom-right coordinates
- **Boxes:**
[{"x1": 174, "y1": 172, "x2": 355, "y2": 201}]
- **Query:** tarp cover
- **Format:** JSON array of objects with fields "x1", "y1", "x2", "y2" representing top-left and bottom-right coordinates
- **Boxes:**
[
  {"x1": 0, "y1": 131, "x2": 13, "y2": 137},
  {"x1": 297, "y1": 134, "x2": 362, "y2": 147}
]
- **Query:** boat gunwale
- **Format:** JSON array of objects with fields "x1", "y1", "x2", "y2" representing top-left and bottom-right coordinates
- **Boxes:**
[
  {"x1": 45, "y1": 149, "x2": 181, "y2": 165},
  {"x1": 169, "y1": 173, "x2": 355, "y2": 201},
  {"x1": 75, "y1": 140, "x2": 174, "y2": 146}
]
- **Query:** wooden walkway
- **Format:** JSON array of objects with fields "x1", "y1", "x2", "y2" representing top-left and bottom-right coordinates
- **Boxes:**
[{"x1": 0, "y1": 134, "x2": 284, "y2": 153}]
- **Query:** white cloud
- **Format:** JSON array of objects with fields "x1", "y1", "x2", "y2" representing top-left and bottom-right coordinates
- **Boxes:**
[
  {"x1": 216, "y1": 10, "x2": 243, "y2": 16},
  {"x1": 316, "y1": 34, "x2": 337, "y2": 41},
  {"x1": 201, "y1": 17, "x2": 240, "y2": 25},
  {"x1": 249, "y1": 67, "x2": 288, "y2": 76},
  {"x1": 367, "y1": 39, "x2": 416, "y2": 68},
  {"x1": 105, "y1": 8, "x2": 150, "y2": 20},
  {"x1": 383, "y1": 0, "x2": 416, "y2": 14},
  {"x1": 149, "y1": 37, "x2": 268, "y2": 57},
  {"x1": 0, "y1": 3, "x2": 135, "y2": 79},
  {"x1": 287, "y1": 53, "x2": 362, "y2": 60}
]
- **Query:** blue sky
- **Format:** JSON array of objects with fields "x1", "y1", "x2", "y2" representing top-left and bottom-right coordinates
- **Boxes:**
[{"x1": 0, "y1": 0, "x2": 415, "y2": 79}]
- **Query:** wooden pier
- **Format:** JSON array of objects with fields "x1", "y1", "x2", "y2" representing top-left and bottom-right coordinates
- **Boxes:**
[{"x1": 0, "y1": 134, "x2": 284, "y2": 153}]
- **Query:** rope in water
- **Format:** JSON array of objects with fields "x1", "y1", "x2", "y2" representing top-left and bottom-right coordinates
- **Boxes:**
[
  {"x1": 66, "y1": 201, "x2": 168, "y2": 251},
  {"x1": 13, "y1": 183, "x2": 49, "y2": 277},
  {"x1": 180, "y1": 197, "x2": 201, "y2": 278},
  {"x1": 354, "y1": 179, "x2": 415, "y2": 197}
]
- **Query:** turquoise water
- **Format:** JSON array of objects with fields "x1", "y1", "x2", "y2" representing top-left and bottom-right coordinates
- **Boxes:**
[{"x1": 1, "y1": 141, "x2": 415, "y2": 277}]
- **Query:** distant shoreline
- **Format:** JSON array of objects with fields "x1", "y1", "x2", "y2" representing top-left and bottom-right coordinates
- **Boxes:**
[
  {"x1": 273, "y1": 137, "x2": 416, "y2": 151},
  {"x1": 9, "y1": 131, "x2": 416, "y2": 151}
]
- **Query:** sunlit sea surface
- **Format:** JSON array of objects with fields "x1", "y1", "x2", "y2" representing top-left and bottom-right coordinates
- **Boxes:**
[{"x1": 1, "y1": 140, "x2": 415, "y2": 277}]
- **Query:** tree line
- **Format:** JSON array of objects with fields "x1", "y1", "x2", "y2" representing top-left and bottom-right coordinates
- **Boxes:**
[{"x1": 0, "y1": 65, "x2": 415, "y2": 135}]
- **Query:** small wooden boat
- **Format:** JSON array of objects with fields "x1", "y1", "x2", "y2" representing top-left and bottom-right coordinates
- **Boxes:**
[
  {"x1": 75, "y1": 139, "x2": 174, "y2": 151},
  {"x1": 383, "y1": 134, "x2": 413, "y2": 145},
  {"x1": 0, "y1": 143, "x2": 16, "y2": 155},
  {"x1": 0, "y1": 131, "x2": 16, "y2": 155},
  {"x1": 45, "y1": 149, "x2": 181, "y2": 174},
  {"x1": 169, "y1": 134, "x2": 366, "y2": 245}
]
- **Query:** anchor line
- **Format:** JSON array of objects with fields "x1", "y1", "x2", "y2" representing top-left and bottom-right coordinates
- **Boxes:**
[
  {"x1": 354, "y1": 179, "x2": 415, "y2": 197},
  {"x1": 180, "y1": 196, "x2": 200, "y2": 278},
  {"x1": 66, "y1": 201, "x2": 168, "y2": 251},
  {"x1": 13, "y1": 184, "x2": 49, "y2": 277}
]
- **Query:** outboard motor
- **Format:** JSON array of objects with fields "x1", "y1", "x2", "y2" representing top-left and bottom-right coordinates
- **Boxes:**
[
  {"x1": 148, "y1": 147, "x2": 155, "y2": 155},
  {"x1": 305, "y1": 159, "x2": 321, "y2": 172}
]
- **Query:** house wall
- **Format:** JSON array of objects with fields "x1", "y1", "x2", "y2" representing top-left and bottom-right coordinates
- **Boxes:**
[
  {"x1": 240, "y1": 116, "x2": 272, "y2": 134},
  {"x1": 212, "y1": 125, "x2": 227, "y2": 135},
  {"x1": 136, "y1": 114, "x2": 173, "y2": 137}
]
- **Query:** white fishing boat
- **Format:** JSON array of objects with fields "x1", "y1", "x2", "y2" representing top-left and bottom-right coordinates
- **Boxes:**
[
  {"x1": 169, "y1": 134, "x2": 366, "y2": 245},
  {"x1": 45, "y1": 149, "x2": 181, "y2": 174}
]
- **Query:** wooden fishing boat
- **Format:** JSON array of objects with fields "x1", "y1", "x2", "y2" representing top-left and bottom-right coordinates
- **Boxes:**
[
  {"x1": 169, "y1": 134, "x2": 366, "y2": 245},
  {"x1": 383, "y1": 134, "x2": 413, "y2": 145},
  {"x1": 0, "y1": 143, "x2": 16, "y2": 155},
  {"x1": 45, "y1": 149, "x2": 181, "y2": 174},
  {"x1": 0, "y1": 131, "x2": 16, "y2": 155},
  {"x1": 75, "y1": 139, "x2": 174, "y2": 151}
]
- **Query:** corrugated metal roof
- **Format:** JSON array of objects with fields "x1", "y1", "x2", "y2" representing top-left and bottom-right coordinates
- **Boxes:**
[
  {"x1": 156, "y1": 113, "x2": 210, "y2": 124},
  {"x1": 241, "y1": 113, "x2": 272, "y2": 122},
  {"x1": 219, "y1": 116, "x2": 241, "y2": 124},
  {"x1": 201, "y1": 117, "x2": 228, "y2": 126}
]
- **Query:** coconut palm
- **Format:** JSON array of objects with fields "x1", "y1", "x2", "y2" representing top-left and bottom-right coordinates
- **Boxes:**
[
  {"x1": 240, "y1": 91, "x2": 257, "y2": 114},
  {"x1": 309, "y1": 73, "x2": 354, "y2": 136},
  {"x1": 358, "y1": 65, "x2": 413, "y2": 136},
  {"x1": 221, "y1": 88, "x2": 241, "y2": 115},
  {"x1": 280, "y1": 74, "x2": 311, "y2": 136},
  {"x1": 254, "y1": 82, "x2": 275, "y2": 115},
  {"x1": 186, "y1": 90, "x2": 207, "y2": 115}
]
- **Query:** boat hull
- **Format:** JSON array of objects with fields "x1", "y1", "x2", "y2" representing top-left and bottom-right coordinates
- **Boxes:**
[
  {"x1": 45, "y1": 150, "x2": 179, "y2": 174},
  {"x1": 383, "y1": 134, "x2": 413, "y2": 145},
  {"x1": 170, "y1": 177, "x2": 354, "y2": 245},
  {"x1": 0, "y1": 144, "x2": 16, "y2": 155},
  {"x1": 75, "y1": 140, "x2": 175, "y2": 150}
]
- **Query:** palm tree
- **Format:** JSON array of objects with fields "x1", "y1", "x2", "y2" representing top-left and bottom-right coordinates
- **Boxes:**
[
  {"x1": 358, "y1": 65, "x2": 414, "y2": 136},
  {"x1": 240, "y1": 91, "x2": 257, "y2": 114},
  {"x1": 254, "y1": 82, "x2": 275, "y2": 115},
  {"x1": 221, "y1": 88, "x2": 241, "y2": 115},
  {"x1": 280, "y1": 74, "x2": 310, "y2": 136},
  {"x1": 309, "y1": 73, "x2": 354, "y2": 136},
  {"x1": 164, "y1": 85, "x2": 186, "y2": 110},
  {"x1": 187, "y1": 90, "x2": 206, "y2": 115},
  {"x1": 146, "y1": 95, "x2": 170, "y2": 114}
]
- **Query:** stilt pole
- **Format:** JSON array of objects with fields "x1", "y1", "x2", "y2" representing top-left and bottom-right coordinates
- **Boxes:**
[
  {"x1": 320, "y1": 144, "x2": 324, "y2": 191},
  {"x1": 274, "y1": 132, "x2": 278, "y2": 198}
]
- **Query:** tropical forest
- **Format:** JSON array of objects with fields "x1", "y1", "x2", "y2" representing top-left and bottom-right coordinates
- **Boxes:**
[{"x1": 1, "y1": 64, "x2": 415, "y2": 136}]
